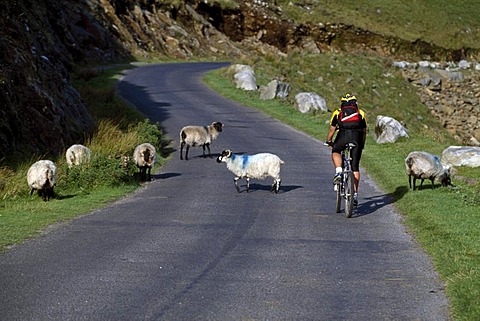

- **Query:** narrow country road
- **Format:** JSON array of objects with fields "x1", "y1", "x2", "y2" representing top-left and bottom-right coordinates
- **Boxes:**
[{"x1": 0, "y1": 62, "x2": 449, "y2": 320}]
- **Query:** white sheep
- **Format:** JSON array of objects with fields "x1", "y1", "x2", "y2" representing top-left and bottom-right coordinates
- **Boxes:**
[
  {"x1": 216, "y1": 149, "x2": 284, "y2": 193},
  {"x1": 66, "y1": 144, "x2": 91, "y2": 168},
  {"x1": 133, "y1": 143, "x2": 157, "y2": 181},
  {"x1": 27, "y1": 160, "x2": 57, "y2": 201},
  {"x1": 405, "y1": 151, "x2": 451, "y2": 190},
  {"x1": 180, "y1": 121, "x2": 223, "y2": 160}
]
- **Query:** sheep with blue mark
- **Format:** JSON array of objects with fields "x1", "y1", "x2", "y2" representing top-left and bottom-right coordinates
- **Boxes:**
[
  {"x1": 216, "y1": 149, "x2": 284, "y2": 193},
  {"x1": 405, "y1": 151, "x2": 451, "y2": 190},
  {"x1": 180, "y1": 121, "x2": 223, "y2": 160}
]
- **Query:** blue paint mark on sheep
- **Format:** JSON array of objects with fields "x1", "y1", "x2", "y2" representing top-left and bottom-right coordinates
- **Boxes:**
[{"x1": 241, "y1": 155, "x2": 249, "y2": 169}]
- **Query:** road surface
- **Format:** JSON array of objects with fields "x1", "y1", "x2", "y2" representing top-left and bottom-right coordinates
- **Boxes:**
[{"x1": 0, "y1": 62, "x2": 449, "y2": 320}]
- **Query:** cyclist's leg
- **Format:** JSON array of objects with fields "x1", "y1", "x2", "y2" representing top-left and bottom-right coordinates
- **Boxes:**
[
  {"x1": 353, "y1": 171, "x2": 360, "y2": 192},
  {"x1": 351, "y1": 144, "x2": 363, "y2": 193},
  {"x1": 332, "y1": 133, "x2": 346, "y2": 176},
  {"x1": 332, "y1": 152, "x2": 342, "y2": 168}
]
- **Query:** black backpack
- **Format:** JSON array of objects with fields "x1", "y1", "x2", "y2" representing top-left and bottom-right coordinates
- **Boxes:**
[{"x1": 338, "y1": 102, "x2": 361, "y2": 129}]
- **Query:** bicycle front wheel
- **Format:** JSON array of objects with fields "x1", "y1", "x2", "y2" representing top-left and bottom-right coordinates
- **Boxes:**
[
  {"x1": 344, "y1": 171, "x2": 355, "y2": 218},
  {"x1": 335, "y1": 183, "x2": 341, "y2": 213}
]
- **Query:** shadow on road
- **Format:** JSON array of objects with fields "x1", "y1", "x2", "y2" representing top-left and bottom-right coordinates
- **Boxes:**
[
  {"x1": 233, "y1": 183, "x2": 302, "y2": 194},
  {"x1": 354, "y1": 185, "x2": 408, "y2": 217},
  {"x1": 153, "y1": 173, "x2": 182, "y2": 180}
]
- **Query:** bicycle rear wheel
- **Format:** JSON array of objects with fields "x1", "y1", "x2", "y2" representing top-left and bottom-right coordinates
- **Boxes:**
[
  {"x1": 344, "y1": 171, "x2": 355, "y2": 218},
  {"x1": 335, "y1": 183, "x2": 341, "y2": 213}
]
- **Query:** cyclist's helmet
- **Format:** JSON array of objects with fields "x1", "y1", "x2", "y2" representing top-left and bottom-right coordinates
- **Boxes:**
[{"x1": 341, "y1": 93, "x2": 357, "y2": 102}]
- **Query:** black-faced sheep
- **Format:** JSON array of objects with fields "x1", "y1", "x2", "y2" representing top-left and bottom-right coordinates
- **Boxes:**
[
  {"x1": 133, "y1": 143, "x2": 157, "y2": 181},
  {"x1": 27, "y1": 160, "x2": 57, "y2": 201},
  {"x1": 216, "y1": 149, "x2": 284, "y2": 193},
  {"x1": 180, "y1": 121, "x2": 223, "y2": 160},
  {"x1": 66, "y1": 144, "x2": 91, "y2": 168},
  {"x1": 405, "y1": 151, "x2": 451, "y2": 190}
]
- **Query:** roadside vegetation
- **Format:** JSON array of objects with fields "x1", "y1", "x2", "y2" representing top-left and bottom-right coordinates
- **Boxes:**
[
  {"x1": 203, "y1": 51, "x2": 480, "y2": 320},
  {"x1": 0, "y1": 65, "x2": 169, "y2": 253}
]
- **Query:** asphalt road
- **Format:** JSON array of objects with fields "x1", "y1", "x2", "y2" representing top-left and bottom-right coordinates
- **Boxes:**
[{"x1": 0, "y1": 62, "x2": 449, "y2": 320}]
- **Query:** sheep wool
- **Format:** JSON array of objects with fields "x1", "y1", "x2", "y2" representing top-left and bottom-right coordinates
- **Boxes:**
[
  {"x1": 405, "y1": 151, "x2": 451, "y2": 190},
  {"x1": 133, "y1": 143, "x2": 157, "y2": 181},
  {"x1": 27, "y1": 160, "x2": 57, "y2": 201},
  {"x1": 66, "y1": 144, "x2": 91, "y2": 167},
  {"x1": 217, "y1": 149, "x2": 284, "y2": 193},
  {"x1": 180, "y1": 121, "x2": 223, "y2": 160}
]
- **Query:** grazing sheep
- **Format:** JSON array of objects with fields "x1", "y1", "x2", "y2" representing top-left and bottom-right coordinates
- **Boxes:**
[
  {"x1": 180, "y1": 121, "x2": 223, "y2": 160},
  {"x1": 405, "y1": 151, "x2": 451, "y2": 190},
  {"x1": 27, "y1": 160, "x2": 57, "y2": 201},
  {"x1": 66, "y1": 144, "x2": 91, "y2": 168},
  {"x1": 133, "y1": 143, "x2": 157, "y2": 181},
  {"x1": 216, "y1": 149, "x2": 284, "y2": 193}
]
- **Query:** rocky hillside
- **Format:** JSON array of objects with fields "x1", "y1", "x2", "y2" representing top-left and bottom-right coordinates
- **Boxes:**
[{"x1": 0, "y1": 0, "x2": 478, "y2": 160}]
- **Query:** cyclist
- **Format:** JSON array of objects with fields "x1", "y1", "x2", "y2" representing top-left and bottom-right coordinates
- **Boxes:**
[{"x1": 325, "y1": 94, "x2": 367, "y2": 206}]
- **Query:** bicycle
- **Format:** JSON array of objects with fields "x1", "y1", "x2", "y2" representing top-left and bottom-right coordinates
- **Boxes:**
[{"x1": 325, "y1": 142, "x2": 356, "y2": 218}]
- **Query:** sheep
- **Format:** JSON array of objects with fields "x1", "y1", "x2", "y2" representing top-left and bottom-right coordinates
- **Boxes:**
[
  {"x1": 180, "y1": 121, "x2": 223, "y2": 160},
  {"x1": 27, "y1": 160, "x2": 57, "y2": 201},
  {"x1": 66, "y1": 144, "x2": 91, "y2": 168},
  {"x1": 133, "y1": 143, "x2": 157, "y2": 181},
  {"x1": 216, "y1": 149, "x2": 284, "y2": 193},
  {"x1": 405, "y1": 151, "x2": 452, "y2": 190}
]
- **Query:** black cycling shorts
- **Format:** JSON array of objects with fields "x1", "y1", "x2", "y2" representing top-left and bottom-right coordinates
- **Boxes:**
[{"x1": 332, "y1": 129, "x2": 364, "y2": 171}]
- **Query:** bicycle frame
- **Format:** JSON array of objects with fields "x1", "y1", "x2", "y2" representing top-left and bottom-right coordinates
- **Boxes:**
[{"x1": 335, "y1": 143, "x2": 356, "y2": 217}]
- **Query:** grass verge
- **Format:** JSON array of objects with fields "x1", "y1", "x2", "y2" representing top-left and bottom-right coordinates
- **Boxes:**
[
  {"x1": 204, "y1": 53, "x2": 480, "y2": 320},
  {"x1": 0, "y1": 64, "x2": 170, "y2": 252}
]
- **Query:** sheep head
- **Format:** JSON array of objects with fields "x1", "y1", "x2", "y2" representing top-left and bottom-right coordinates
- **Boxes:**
[
  {"x1": 212, "y1": 122, "x2": 224, "y2": 133},
  {"x1": 216, "y1": 149, "x2": 232, "y2": 163},
  {"x1": 440, "y1": 165, "x2": 453, "y2": 187}
]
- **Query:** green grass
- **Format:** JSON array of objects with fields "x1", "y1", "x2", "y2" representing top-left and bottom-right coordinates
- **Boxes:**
[
  {"x1": 204, "y1": 52, "x2": 480, "y2": 320},
  {"x1": 277, "y1": 0, "x2": 480, "y2": 50},
  {"x1": 0, "y1": 185, "x2": 137, "y2": 250}
]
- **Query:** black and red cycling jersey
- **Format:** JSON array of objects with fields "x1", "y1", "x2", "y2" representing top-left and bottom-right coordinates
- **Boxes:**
[{"x1": 329, "y1": 107, "x2": 367, "y2": 171}]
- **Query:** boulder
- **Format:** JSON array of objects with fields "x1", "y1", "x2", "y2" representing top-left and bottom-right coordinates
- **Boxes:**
[
  {"x1": 441, "y1": 146, "x2": 480, "y2": 167},
  {"x1": 227, "y1": 64, "x2": 255, "y2": 75},
  {"x1": 374, "y1": 115, "x2": 409, "y2": 144},
  {"x1": 294, "y1": 93, "x2": 327, "y2": 113},
  {"x1": 259, "y1": 79, "x2": 291, "y2": 100},
  {"x1": 233, "y1": 70, "x2": 257, "y2": 91}
]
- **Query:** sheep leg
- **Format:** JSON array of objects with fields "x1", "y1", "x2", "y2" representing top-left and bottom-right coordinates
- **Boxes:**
[
  {"x1": 205, "y1": 143, "x2": 211, "y2": 157},
  {"x1": 180, "y1": 142, "x2": 185, "y2": 160},
  {"x1": 246, "y1": 177, "x2": 250, "y2": 193},
  {"x1": 408, "y1": 175, "x2": 412, "y2": 189},
  {"x1": 147, "y1": 167, "x2": 151, "y2": 181},
  {"x1": 46, "y1": 187, "x2": 54, "y2": 201},
  {"x1": 271, "y1": 179, "x2": 281, "y2": 194},
  {"x1": 430, "y1": 177, "x2": 435, "y2": 188},
  {"x1": 185, "y1": 145, "x2": 190, "y2": 161},
  {"x1": 234, "y1": 177, "x2": 241, "y2": 193},
  {"x1": 413, "y1": 177, "x2": 417, "y2": 190}
]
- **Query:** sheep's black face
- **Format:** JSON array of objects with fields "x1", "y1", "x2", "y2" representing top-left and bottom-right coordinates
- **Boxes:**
[
  {"x1": 217, "y1": 149, "x2": 231, "y2": 163},
  {"x1": 441, "y1": 176, "x2": 452, "y2": 187},
  {"x1": 213, "y1": 122, "x2": 223, "y2": 132}
]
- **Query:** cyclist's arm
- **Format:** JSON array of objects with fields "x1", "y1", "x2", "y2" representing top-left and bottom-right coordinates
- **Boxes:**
[
  {"x1": 326, "y1": 110, "x2": 339, "y2": 144},
  {"x1": 326, "y1": 125, "x2": 337, "y2": 144}
]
